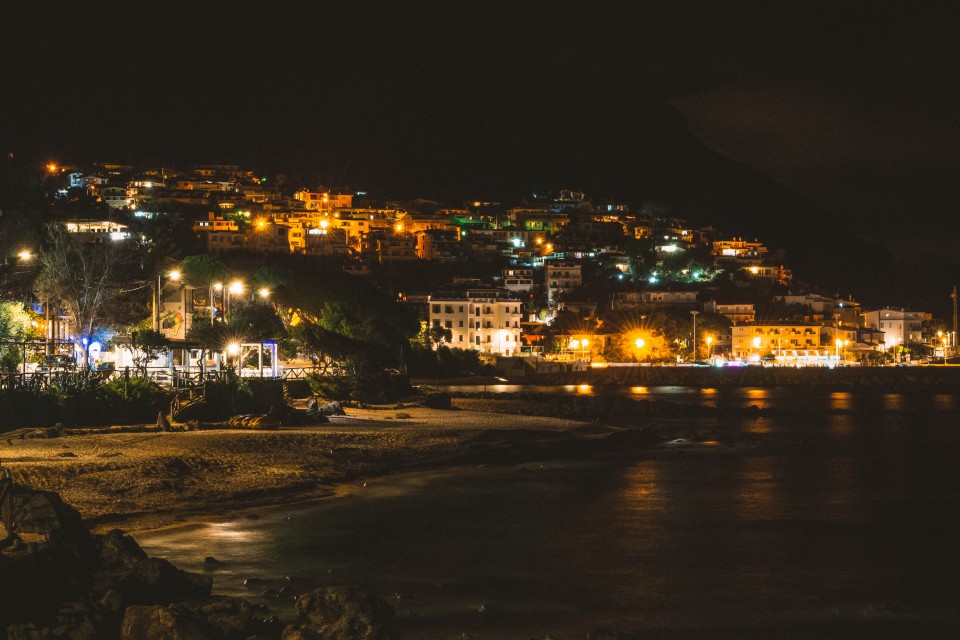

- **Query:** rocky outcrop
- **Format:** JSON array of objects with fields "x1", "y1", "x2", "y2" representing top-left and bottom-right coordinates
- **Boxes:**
[
  {"x1": 1, "y1": 478, "x2": 396, "y2": 640},
  {"x1": 120, "y1": 597, "x2": 279, "y2": 640},
  {"x1": 281, "y1": 586, "x2": 396, "y2": 640},
  {"x1": 0, "y1": 477, "x2": 214, "y2": 636}
]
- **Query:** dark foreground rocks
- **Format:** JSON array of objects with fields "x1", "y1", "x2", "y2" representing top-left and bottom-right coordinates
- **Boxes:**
[{"x1": 0, "y1": 477, "x2": 396, "y2": 639}]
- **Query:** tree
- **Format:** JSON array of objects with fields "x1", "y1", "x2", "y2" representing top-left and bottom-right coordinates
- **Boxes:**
[
  {"x1": 180, "y1": 254, "x2": 228, "y2": 287},
  {"x1": 129, "y1": 328, "x2": 170, "y2": 377},
  {"x1": 34, "y1": 224, "x2": 132, "y2": 367},
  {"x1": 0, "y1": 301, "x2": 38, "y2": 371},
  {"x1": 427, "y1": 325, "x2": 452, "y2": 349}
]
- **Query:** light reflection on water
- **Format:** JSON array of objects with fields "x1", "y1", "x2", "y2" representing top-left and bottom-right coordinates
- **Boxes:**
[
  {"x1": 446, "y1": 384, "x2": 960, "y2": 415},
  {"x1": 829, "y1": 391, "x2": 853, "y2": 412},
  {"x1": 138, "y1": 390, "x2": 960, "y2": 639}
]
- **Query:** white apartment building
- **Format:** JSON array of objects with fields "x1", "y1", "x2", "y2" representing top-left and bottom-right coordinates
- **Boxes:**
[
  {"x1": 429, "y1": 289, "x2": 522, "y2": 356},
  {"x1": 502, "y1": 267, "x2": 534, "y2": 293},
  {"x1": 545, "y1": 260, "x2": 582, "y2": 303},
  {"x1": 863, "y1": 308, "x2": 929, "y2": 348}
]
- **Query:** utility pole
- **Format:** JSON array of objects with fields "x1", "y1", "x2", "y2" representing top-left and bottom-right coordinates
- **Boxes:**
[
  {"x1": 690, "y1": 309, "x2": 700, "y2": 361},
  {"x1": 952, "y1": 285, "x2": 958, "y2": 355}
]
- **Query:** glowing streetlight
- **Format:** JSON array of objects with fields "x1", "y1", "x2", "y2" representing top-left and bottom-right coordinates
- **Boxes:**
[
  {"x1": 753, "y1": 336, "x2": 762, "y2": 350},
  {"x1": 226, "y1": 342, "x2": 240, "y2": 356},
  {"x1": 46, "y1": 162, "x2": 58, "y2": 174},
  {"x1": 221, "y1": 280, "x2": 245, "y2": 322},
  {"x1": 209, "y1": 281, "x2": 224, "y2": 326},
  {"x1": 17, "y1": 249, "x2": 32, "y2": 261},
  {"x1": 835, "y1": 338, "x2": 843, "y2": 359},
  {"x1": 168, "y1": 269, "x2": 181, "y2": 281},
  {"x1": 258, "y1": 287, "x2": 270, "y2": 299},
  {"x1": 706, "y1": 335, "x2": 713, "y2": 358},
  {"x1": 635, "y1": 338, "x2": 645, "y2": 349}
]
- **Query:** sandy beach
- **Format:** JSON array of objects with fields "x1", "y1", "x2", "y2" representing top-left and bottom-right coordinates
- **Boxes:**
[{"x1": 0, "y1": 404, "x2": 593, "y2": 534}]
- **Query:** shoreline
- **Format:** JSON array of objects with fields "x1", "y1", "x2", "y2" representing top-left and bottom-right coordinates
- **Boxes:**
[{"x1": 1, "y1": 404, "x2": 630, "y2": 535}]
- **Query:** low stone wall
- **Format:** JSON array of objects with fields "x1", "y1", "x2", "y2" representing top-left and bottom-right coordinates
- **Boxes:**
[{"x1": 532, "y1": 366, "x2": 960, "y2": 389}]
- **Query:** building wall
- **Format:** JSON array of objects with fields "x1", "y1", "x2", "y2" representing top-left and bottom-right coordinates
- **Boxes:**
[
  {"x1": 732, "y1": 324, "x2": 824, "y2": 357},
  {"x1": 429, "y1": 293, "x2": 522, "y2": 356}
]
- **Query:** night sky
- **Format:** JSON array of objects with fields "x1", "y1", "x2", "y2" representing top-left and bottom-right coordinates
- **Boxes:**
[{"x1": 3, "y1": 3, "x2": 958, "y2": 273}]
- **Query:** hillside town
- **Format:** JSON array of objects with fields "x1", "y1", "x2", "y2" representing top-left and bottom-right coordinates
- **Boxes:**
[{"x1": 1, "y1": 159, "x2": 957, "y2": 384}]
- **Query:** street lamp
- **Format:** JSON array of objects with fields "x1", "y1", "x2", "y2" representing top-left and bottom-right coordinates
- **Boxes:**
[
  {"x1": 225, "y1": 280, "x2": 245, "y2": 320},
  {"x1": 706, "y1": 335, "x2": 713, "y2": 359},
  {"x1": 154, "y1": 269, "x2": 181, "y2": 331},
  {"x1": 211, "y1": 282, "x2": 223, "y2": 326},
  {"x1": 227, "y1": 342, "x2": 241, "y2": 374},
  {"x1": 17, "y1": 249, "x2": 32, "y2": 262},
  {"x1": 835, "y1": 338, "x2": 842, "y2": 360}
]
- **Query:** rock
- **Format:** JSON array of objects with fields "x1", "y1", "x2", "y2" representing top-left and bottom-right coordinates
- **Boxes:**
[
  {"x1": 99, "y1": 589, "x2": 125, "y2": 614},
  {"x1": 202, "y1": 556, "x2": 225, "y2": 568},
  {"x1": 6, "y1": 598, "x2": 107, "y2": 640},
  {"x1": 97, "y1": 529, "x2": 149, "y2": 568},
  {"x1": 316, "y1": 401, "x2": 345, "y2": 416},
  {"x1": 120, "y1": 604, "x2": 216, "y2": 640},
  {"x1": 421, "y1": 392, "x2": 451, "y2": 409},
  {"x1": 285, "y1": 586, "x2": 396, "y2": 640},
  {"x1": 0, "y1": 481, "x2": 87, "y2": 545},
  {"x1": 93, "y1": 530, "x2": 211, "y2": 605},
  {"x1": 197, "y1": 596, "x2": 256, "y2": 637}
]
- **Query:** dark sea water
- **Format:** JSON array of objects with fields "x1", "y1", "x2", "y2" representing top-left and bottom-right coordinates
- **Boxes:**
[{"x1": 139, "y1": 388, "x2": 960, "y2": 639}]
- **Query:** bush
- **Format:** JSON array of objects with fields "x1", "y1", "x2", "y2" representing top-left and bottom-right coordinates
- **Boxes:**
[
  {"x1": 0, "y1": 386, "x2": 62, "y2": 430},
  {"x1": 202, "y1": 376, "x2": 254, "y2": 420},
  {"x1": 406, "y1": 344, "x2": 497, "y2": 378},
  {"x1": 0, "y1": 375, "x2": 173, "y2": 431},
  {"x1": 308, "y1": 372, "x2": 414, "y2": 404}
]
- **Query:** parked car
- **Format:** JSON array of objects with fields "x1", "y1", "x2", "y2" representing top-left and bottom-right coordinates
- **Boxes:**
[{"x1": 40, "y1": 355, "x2": 77, "y2": 374}]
